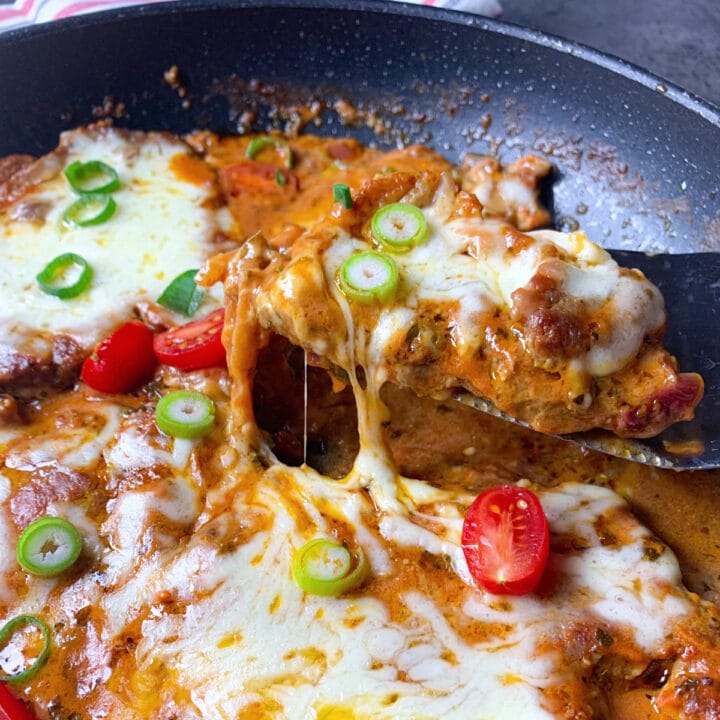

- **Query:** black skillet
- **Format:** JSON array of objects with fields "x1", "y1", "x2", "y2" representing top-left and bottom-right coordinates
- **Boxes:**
[{"x1": 0, "y1": 0, "x2": 718, "y2": 468}]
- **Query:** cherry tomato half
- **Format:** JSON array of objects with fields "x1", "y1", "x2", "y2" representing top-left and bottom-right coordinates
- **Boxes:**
[
  {"x1": 0, "y1": 682, "x2": 37, "y2": 720},
  {"x1": 80, "y1": 321, "x2": 156, "y2": 394},
  {"x1": 153, "y1": 308, "x2": 226, "y2": 371},
  {"x1": 461, "y1": 485, "x2": 549, "y2": 596}
]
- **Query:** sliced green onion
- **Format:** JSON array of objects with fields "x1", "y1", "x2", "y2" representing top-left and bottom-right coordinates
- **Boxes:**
[
  {"x1": 246, "y1": 136, "x2": 294, "y2": 169},
  {"x1": 292, "y1": 538, "x2": 369, "y2": 596},
  {"x1": 62, "y1": 193, "x2": 116, "y2": 227},
  {"x1": 333, "y1": 183, "x2": 353, "y2": 209},
  {"x1": 0, "y1": 615, "x2": 51, "y2": 683},
  {"x1": 16, "y1": 517, "x2": 83, "y2": 577},
  {"x1": 155, "y1": 390, "x2": 215, "y2": 439},
  {"x1": 36, "y1": 253, "x2": 93, "y2": 299},
  {"x1": 338, "y1": 251, "x2": 398, "y2": 305},
  {"x1": 275, "y1": 169, "x2": 287, "y2": 187},
  {"x1": 157, "y1": 269, "x2": 205, "y2": 317},
  {"x1": 64, "y1": 160, "x2": 121, "y2": 194},
  {"x1": 371, "y1": 202, "x2": 428, "y2": 253}
]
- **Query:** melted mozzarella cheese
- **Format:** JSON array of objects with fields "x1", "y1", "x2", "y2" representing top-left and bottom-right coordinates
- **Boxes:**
[
  {"x1": 4, "y1": 404, "x2": 122, "y2": 472},
  {"x1": 0, "y1": 128, "x2": 222, "y2": 349},
  {"x1": 320, "y1": 212, "x2": 665, "y2": 377},
  {"x1": 528, "y1": 230, "x2": 666, "y2": 375},
  {"x1": 133, "y1": 465, "x2": 556, "y2": 720},
  {"x1": 125, "y1": 459, "x2": 694, "y2": 720},
  {"x1": 461, "y1": 483, "x2": 691, "y2": 653},
  {"x1": 104, "y1": 425, "x2": 195, "y2": 475},
  {"x1": 0, "y1": 473, "x2": 15, "y2": 597},
  {"x1": 542, "y1": 484, "x2": 691, "y2": 650},
  {"x1": 0, "y1": 390, "x2": 206, "y2": 630}
]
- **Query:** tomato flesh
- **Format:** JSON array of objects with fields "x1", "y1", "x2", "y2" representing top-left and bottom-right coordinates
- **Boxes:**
[
  {"x1": 220, "y1": 162, "x2": 299, "y2": 196},
  {"x1": 0, "y1": 682, "x2": 37, "y2": 720},
  {"x1": 153, "y1": 308, "x2": 226, "y2": 371},
  {"x1": 461, "y1": 485, "x2": 549, "y2": 596},
  {"x1": 80, "y1": 321, "x2": 156, "y2": 394}
]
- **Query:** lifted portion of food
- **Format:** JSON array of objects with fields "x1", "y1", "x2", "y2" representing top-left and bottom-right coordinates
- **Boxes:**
[{"x1": 238, "y1": 170, "x2": 702, "y2": 438}]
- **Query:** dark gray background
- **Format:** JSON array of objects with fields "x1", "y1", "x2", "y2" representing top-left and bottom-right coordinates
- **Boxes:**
[{"x1": 501, "y1": 0, "x2": 720, "y2": 109}]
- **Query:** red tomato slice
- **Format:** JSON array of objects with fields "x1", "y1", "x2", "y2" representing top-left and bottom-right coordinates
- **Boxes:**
[
  {"x1": 80, "y1": 321, "x2": 156, "y2": 394},
  {"x1": 461, "y1": 485, "x2": 549, "y2": 596},
  {"x1": 153, "y1": 308, "x2": 226, "y2": 371},
  {"x1": 0, "y1": 682, "x2": 37, "y2": 720}
]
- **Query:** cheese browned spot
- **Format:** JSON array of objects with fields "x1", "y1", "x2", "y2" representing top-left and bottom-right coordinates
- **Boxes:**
[{"x1": 461, "y1": 152, "x2": 553, "y2": 230}]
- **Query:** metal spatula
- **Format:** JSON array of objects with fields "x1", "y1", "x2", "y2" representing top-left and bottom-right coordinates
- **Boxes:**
[{"x1": 456, "y1": 250, "x2": 720, "y2": 471}]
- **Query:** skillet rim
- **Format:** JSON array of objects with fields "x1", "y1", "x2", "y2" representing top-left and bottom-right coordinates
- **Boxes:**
[{"x1": 0, "y1": 0, "x2": 718, "y2": 129}]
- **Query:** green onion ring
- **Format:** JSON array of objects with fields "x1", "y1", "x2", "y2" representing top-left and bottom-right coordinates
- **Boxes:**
[
  {"x1": 337, "y1": 251, "x2": 398, "y2": 305},
  {"x1": 155, "y1": 390, "x2": 216, "y2": 439},
  {"x1": 157, "y1": 269, "x2": 205, "y2": 317},
  {"x1": 64, "y1": 160, "x2": 121, "y2": 194},
  {"x1": 36, "y1": 253, "x2": 93, "y2": 299},
  {"x1": 0, "y1": 615, "x2": 51, "y2": 683},
  {"x1": 371, "y1": 202, "x2": 428, "y2": 253},
  {"x1": 62, "y1": 193, "x2": 116, "y2": 227},
  {"x1": 292, "y1": 538, "x2": 369, "y2": 596},
  {"x1": 333, "y1": 183, "x2": 353, "y2": 209},
  {"x1": 246, "y1": 136, "x2": 294, "y2": 168},
  {"x1": 16, "y1": 517, "x2": 83, "y2": 577}
]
